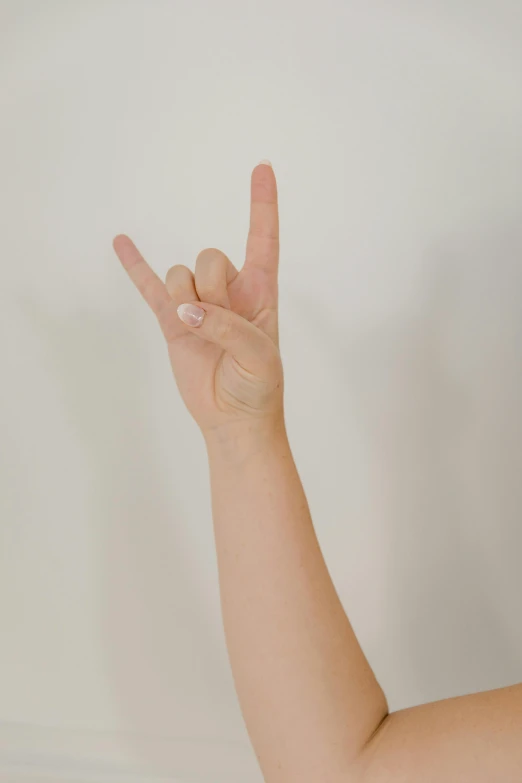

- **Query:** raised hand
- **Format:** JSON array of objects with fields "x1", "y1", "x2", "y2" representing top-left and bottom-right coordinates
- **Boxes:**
[{"x1": 112, "y1": 162, "x2": 284, "y2": 438}]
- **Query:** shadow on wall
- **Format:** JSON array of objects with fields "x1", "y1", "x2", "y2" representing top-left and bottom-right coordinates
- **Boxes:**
[{"x1": 16, "y1": 296, "x2": 248, "y2": 778}]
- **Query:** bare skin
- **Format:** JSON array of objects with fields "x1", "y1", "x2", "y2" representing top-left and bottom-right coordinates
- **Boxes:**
[{"x1": 112, "y1": 162, "x2": 522, "y2": 783}]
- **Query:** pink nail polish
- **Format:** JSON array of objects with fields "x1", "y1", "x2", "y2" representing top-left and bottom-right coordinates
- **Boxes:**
[{"x1": 177, "y1": 303, "x2": 205, "y2": 327}]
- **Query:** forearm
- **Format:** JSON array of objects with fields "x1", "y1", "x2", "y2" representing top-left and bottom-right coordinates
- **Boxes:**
[
  {"x1": 204, "y1": 419, "x2": 388, "y2": 782},
  {"x1": 117, "y1": 159, "x2": 522, "y2": 783}
]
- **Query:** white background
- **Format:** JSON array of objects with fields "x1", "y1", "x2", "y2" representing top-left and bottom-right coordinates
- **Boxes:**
[{"x1": 1, "y1": 1, "x2": 522, "y2": 780}]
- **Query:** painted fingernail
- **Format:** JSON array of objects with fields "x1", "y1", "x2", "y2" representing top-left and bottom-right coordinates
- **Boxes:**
[
  {"x1": 177, "y1": 303, "x2": 205, "y2": 327},
  {"x1": 258, "y1": 159, "x2": 272, "y2": 167}
]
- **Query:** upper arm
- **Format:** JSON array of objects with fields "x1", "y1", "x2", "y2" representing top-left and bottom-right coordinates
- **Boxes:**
[{"x1": 354, "y1": 683, "x2": 522, "y2": 783}]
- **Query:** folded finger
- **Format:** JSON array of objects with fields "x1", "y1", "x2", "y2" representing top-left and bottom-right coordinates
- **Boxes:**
[{"x1": 194, "y1": 247, "x2": 238, "y2": 309}]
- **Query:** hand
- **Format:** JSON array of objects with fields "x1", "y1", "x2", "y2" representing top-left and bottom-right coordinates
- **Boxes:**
[{"x1": 112, "y1": 162, "x2": 285, "y2": 438}]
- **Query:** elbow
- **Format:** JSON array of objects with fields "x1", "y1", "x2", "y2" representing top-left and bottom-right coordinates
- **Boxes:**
[{"x1": 350, "y1": 709, "x2": 391, "y2": 783}]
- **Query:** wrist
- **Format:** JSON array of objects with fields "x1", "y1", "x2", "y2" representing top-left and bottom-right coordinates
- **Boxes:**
[{"x1": 203, "y1": 414, "x2": 288, "y2": 465}]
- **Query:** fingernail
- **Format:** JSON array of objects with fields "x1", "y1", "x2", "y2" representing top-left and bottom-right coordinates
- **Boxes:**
[
  {"x1": 177, "y1": 303, "x2": 205, "y2": 327},
  {"x1": 258, "y1": 159, "x2": 272, "y2": 167}
]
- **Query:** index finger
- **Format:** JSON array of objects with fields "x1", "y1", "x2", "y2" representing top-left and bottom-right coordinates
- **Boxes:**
[{"x1": 244, "y1": 161, "x2": 279, "y2": 277}]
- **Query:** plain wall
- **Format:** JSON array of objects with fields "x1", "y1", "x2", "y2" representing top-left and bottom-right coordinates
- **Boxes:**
[{"x1": 1, "y1": 0, "x2": 521, "y2": 779}]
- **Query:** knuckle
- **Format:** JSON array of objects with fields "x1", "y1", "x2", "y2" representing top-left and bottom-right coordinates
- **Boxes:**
[
  {"x1": 141, "y1": 275, "x2": 158, "y2": 300},
  {"x1": 195, "y1": 250, "x2": 227, "y2": 288},
  {"x1": 196, "y1": 247, "x2": 221, "y2": 262},
  {"x1": 165, "y1": 265, "x2": 194, "y2": 298},
  {"x1": 248, "y1": 227, "x2": 279, "y2": 242},
  {"x1": 196, "y1": 248, "x2": 225, "y2": 276},
  {"x1": 165, "y1": 264, "x2": 190, "y2": 283},
  {"x1": 156, "y1": 301, "x2": 177, "y2": 341}
]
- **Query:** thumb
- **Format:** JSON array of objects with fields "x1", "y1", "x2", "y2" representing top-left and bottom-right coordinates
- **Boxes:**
[{"x1": 176, "y1": 301, "x2": 278, "y2": 376}]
